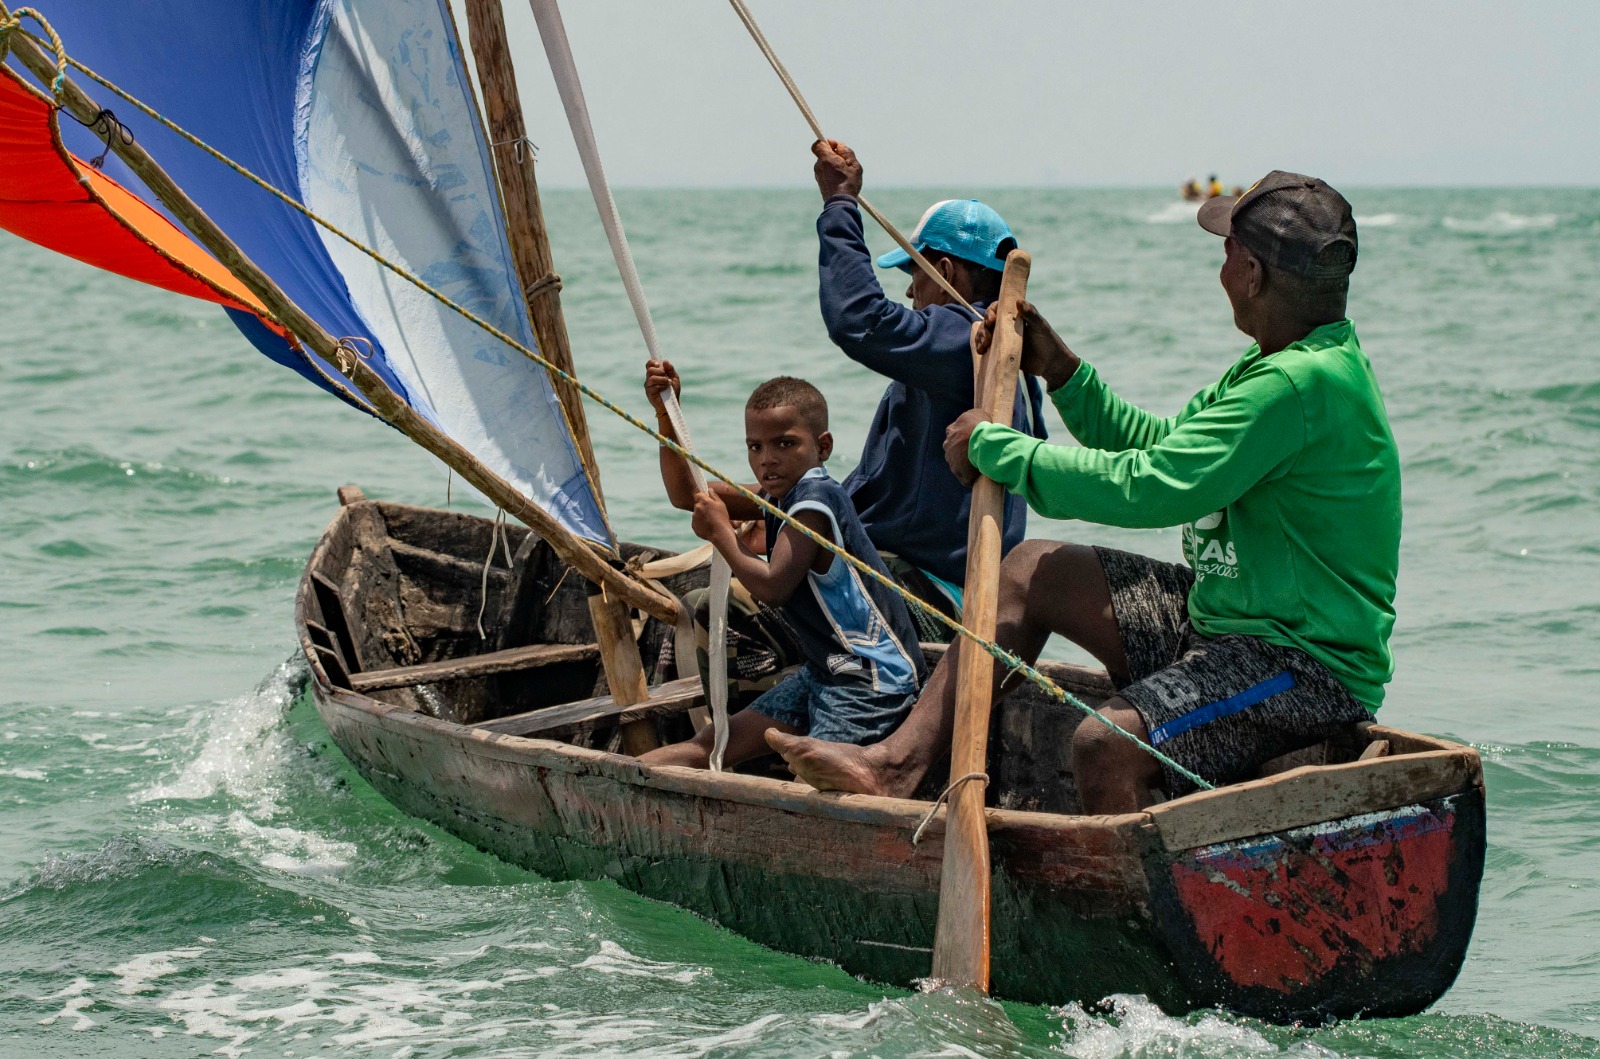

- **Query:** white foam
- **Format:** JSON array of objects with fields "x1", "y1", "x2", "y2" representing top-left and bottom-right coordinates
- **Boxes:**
[
  {"x1": 1442, "y1": 211, "x2": 1559, "y2": 233},
  {"x1": 1358, "y1": 212, "x2": 1401, "y2": 227},
  {"x1": 1055, "y1": 994, "x2": 1337, "y2": 1058},
  {"x1": 136, "y1": 657, "x2": 302, "y2": 812},
  {"x1": 572, "y1": 940, "x2": 706, "y2": 984},
  {"x1": 36, "y1": 976, "x2": 95, "y2": 1031},
  {"x1": 329, "y1": 952, "x2": 383, "y2": 965},
  {"x1": 228, "y1": 813, "x2": 357, "y2": 876},
  {"x1": 111, "y1": 947, "x2": 207, "y2": 994},
  {"x1": 1146, "y1": 200, "x2": 1203, "y2": 224},
  {"x1": 0, "y1": 766, "x2": 47, "y2": 780}
]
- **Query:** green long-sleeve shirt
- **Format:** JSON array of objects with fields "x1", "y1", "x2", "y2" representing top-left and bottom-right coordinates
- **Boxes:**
[{"x1": 969, "y1": 319, "x2": 1400, "y2": 708}]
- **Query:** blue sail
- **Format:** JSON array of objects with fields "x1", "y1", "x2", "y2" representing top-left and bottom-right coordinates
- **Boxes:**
[{"x1": 27, "y1": 0, "x2": 611, "y2": 547}]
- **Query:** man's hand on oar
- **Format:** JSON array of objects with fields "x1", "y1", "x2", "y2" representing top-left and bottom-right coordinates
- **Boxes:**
[
  {"x1": 971, "y1": 300, "x2": 1082, "y2": 391},
  {"x1": 812, "y1": 138, "x2": 863, "y2": 201},
  {"x1": 943, "y1": 408, "x2": 992, "y2": 488}
]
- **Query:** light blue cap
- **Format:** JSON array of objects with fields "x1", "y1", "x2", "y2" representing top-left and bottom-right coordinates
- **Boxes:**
[{"x1": 875, "y1": 198, "x2": 1015, "y2": 274}]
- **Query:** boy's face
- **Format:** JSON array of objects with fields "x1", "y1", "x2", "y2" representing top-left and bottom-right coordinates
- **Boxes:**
[{"x1": 744, "y1": 404, "x2": 832, "y2": 501}]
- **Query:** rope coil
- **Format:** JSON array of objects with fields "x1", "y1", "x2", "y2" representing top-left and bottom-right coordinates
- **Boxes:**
[
  {"x1": 0, "y1": 6, "x2": 66, "y2": 95},
  {"x1": 15, "y1": 28, "x2": 1213, "y2": 793}
]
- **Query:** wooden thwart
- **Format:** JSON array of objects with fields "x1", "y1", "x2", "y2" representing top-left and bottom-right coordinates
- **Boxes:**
[
  {"x1": 349, "y1": 641, "x2": 598, "y2": 692},
  {"x1": 476, "y1": 675, "x2": 703, "y2": 739},
  {"x1": 932, "y1": 249, "x2": 1031, "y2": 993}
]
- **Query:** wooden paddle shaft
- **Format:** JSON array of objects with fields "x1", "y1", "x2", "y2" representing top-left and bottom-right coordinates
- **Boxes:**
[
  {"x1": 931, "y1": 249, "x2": 1031, "y2": 991},
  {"x1": 3, "y1": 31, "x2": 679, "y2": 628}
]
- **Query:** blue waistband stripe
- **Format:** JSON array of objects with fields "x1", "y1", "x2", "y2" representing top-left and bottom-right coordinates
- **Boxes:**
[{"x1": 1148, "y1": 670, "x2": 1297, "y2": 746}]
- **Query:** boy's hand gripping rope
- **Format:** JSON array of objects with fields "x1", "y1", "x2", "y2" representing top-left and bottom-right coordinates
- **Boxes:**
[{"x1": 11, "y1": 31, "x2": 1212, "y2": 793}]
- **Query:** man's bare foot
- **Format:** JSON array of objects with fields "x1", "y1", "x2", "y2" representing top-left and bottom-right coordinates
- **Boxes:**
[{"x1": 765, "y1": 731, "x2": 897, "y2": 797}]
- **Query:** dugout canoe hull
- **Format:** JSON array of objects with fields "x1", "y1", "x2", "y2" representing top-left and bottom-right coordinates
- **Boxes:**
[{"x1": 296, "y1": 492, "x2": 1486, "y2": 1022}]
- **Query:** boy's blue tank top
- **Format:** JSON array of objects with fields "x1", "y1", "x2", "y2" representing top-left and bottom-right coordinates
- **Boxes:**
[{"x1": 764, "y1": 468, "x2": 928, "y2": 694}]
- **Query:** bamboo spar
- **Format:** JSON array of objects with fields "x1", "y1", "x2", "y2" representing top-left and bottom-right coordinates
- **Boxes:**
[
  {"x1": 460, "y1": 0, "x2": 605, "y2": 514},
  {"x1": 2, "y1": 30, "x2": 680, "y2": 626},
  {"x1": 931, "y1": 250, "x2": 1031, "y2": 992}
]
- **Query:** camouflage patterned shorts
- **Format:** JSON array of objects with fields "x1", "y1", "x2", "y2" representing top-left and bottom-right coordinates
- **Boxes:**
[{"x1": 1095, "y1": 546, "x2": 1371, "y2": 798}]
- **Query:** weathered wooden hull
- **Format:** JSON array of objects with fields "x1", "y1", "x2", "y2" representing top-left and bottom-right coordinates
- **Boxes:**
[{"x1": 297, "y1": 497, "x2": 1485, "y2": 1021}]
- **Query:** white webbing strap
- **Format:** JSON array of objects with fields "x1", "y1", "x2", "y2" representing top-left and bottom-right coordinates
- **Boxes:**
[{"x1": 529, "y1": 0, "x2": 731, "y2": 769}]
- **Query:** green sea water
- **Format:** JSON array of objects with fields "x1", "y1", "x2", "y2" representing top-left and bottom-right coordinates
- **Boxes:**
[{"x1": 2, "y1": 187, "x2": 1598, "y2": 1057}]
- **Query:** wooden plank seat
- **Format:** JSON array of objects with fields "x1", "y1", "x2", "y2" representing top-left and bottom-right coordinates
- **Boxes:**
[
  {"x1": 475, "y1": 675, "x2": 704, "y2": 740},
  {"x1": 348, "y1": 642, "x2": 598, "y2": 692}
]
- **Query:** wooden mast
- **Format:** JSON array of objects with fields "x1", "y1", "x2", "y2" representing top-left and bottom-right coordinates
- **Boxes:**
[
  {"x1": 462, "y1": 0, "x2": 605, "y2": 513},
  {"x1": 460, "y1": 0, "x2": 658, "y2": 753},
  {"x1": 931, "y1": 250, "x2": 1031, "y2": 992},
  {"x1": 3, "y1": 29, "x2": 680, "y2": 629}
]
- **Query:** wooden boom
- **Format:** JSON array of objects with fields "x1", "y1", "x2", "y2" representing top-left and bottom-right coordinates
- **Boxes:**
[
  {"x1": 931, "y1": 249, "x2": 1031, "y2": 991},
  {"x1": 3, "y1": 29, "x2": 680, "y2": 627}
]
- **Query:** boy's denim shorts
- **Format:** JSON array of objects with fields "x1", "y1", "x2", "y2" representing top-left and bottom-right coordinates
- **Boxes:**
[{"x1": 748, "y1": 666, "x2": 916, "y2": 746}]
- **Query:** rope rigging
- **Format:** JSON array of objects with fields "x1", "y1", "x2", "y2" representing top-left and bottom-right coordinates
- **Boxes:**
[
  {"x1": 724, "y1": 0, "x2": 978, "y2": 316},
  {"x1": 0, "y1": 16, "x2": 1213, "y2": 793}
]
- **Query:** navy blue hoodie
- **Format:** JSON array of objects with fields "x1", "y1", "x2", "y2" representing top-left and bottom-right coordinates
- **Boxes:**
[{"x1": 817, "y1": 195, "x2": 1046, "y2": 587}]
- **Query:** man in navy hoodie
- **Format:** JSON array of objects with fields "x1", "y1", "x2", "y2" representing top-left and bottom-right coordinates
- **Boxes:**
[{"x1": 813, "y1": 138, "x2": 1046, "y2": 629}]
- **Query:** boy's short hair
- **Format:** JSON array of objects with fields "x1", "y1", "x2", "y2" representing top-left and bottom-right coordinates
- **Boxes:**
[{"x1": 747, "y1": 376, "x2": 828, "y2": 436}]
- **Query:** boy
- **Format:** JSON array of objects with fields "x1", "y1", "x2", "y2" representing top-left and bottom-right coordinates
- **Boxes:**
[{"x1": 637, "y1": 361, "x2": 927, "y2": 770}]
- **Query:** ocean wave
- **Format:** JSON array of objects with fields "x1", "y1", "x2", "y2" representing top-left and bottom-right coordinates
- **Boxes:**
[
  {"x1": 3, "y1": 447, "x2": 244, "y2": 492},
  {"x1": 8, "y1": 833, "x2": 199, "y2": 895},
  {"x1": 1442, "y1": 212, "x2": 1561, "y2": 233},
  {"x1": 136, "y1": 657, "x2": 305, "y2": 811},
  {"x1": 1357, "y1": 212, "x2": 1402, "y2": 227},
  {"x1": 1054, "y1": 994, "x2": 1330, "y2": 1058},
  {"x1": 1145, "y1": 200, "x2": 1203, "y2": 224}
]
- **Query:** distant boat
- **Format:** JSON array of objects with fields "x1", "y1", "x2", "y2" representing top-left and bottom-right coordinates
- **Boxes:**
[{"x1": 298, "y1": 488, "x2": 1486, "y2": 1023}]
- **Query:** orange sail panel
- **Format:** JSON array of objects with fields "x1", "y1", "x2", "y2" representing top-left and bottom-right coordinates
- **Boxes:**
[{"x1": 0, "y1": 67, "x2": 273, "y2": 321}]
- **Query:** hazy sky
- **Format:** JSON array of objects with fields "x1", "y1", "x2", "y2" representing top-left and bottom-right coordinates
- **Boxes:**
[{"x1": 471, "y1": 0, "x2": 1599, "y2": 189}]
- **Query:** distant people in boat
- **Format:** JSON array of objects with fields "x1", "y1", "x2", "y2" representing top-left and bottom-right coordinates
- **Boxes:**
[
  {"x1": 771, "y1": 172, "x2": 1396, "y2": 815},
  {"x1": 637, "y1": 369, "x2": 927, "y2": 769},
  {"x1": 811, "y1": 138, "x2": 1046, "y2": 624},
  {"x1": 1207, "y1": 173, "x2": 1225, "y2": 198},
  {"x1": 1181, "y1": 178, "x2": 1203, "y2": 202}
]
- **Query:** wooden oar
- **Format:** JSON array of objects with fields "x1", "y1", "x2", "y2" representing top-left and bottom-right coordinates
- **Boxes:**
[{"x1": 931, "y1": 249, "x2": 1031, "y2": 992}]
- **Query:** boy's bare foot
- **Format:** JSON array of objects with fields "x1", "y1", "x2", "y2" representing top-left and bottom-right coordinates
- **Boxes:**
[{"x1": 766, "y1": 731, "x2": 896, "y2": 798}]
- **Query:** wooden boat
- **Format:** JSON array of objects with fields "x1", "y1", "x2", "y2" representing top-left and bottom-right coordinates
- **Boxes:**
[
  {"x1": 296, "y1": 488, "x2": 1486, "y2": 1024},
  {"x1": 4, "y1": 0, "x2": 1480, "y2": 1024}
]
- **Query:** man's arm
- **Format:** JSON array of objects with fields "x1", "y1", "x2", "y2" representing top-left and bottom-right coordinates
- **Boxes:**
[
  {"x1": 958, "y1": 366, "x2": 1304, "y2": 528},
  {"x1": 813, "y1": 143, "x2": 973, "y2": 399},
  {"x1": 690, "y1": 492, "x2": 831, "y2": 607},
  {"x1": 974, "y1": 300, "x2": 1176, "y2": 452}
]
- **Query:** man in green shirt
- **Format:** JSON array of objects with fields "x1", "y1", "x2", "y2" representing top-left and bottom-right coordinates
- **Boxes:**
[{"x1": 770, "y1": 172, "x2": 1399, "y2": 814}]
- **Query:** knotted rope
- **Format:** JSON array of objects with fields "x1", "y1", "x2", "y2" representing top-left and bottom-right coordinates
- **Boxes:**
[
  {"x1": 7, "y1": 27, "x2": 1213, "y2": 792},
  {"x1": 64, "y1": 106, "x2": 132, "y2": 168},
  {"x1": 912, "y1": 772, "x2": 990, "y2": 845}
]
